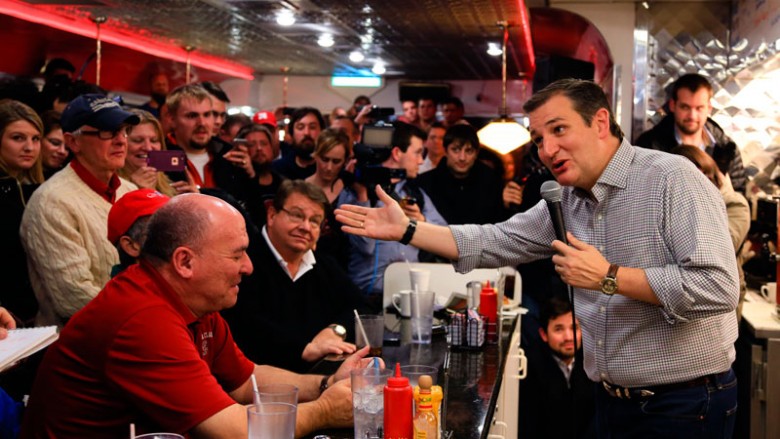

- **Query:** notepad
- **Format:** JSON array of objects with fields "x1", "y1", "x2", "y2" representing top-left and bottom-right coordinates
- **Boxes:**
[{"x1": 0, "y1": 326, "x2": 58, "y2": 372}]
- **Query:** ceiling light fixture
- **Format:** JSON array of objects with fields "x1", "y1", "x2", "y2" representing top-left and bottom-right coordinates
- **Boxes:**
[
  {"x1": 276, "y1": 10, "x2": 295, "y2": 26},
  {"x1": 349, "y1": 51, "x2": 365, "y2": 63},
  {"x1": 487, "y1": 42, "x2": 503, "y2": 56},
  {"x1": 477, "y1": 22, "x2": 531, "y2": 155},
  {"x1": 317, "y1": 34, "x2": 334, "y2": 48},
  {"x1": 371, "y1": 61, "x2": 386, "y2": 75}
]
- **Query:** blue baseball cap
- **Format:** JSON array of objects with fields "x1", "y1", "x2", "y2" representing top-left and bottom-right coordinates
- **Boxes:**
[{"x1": 61, "y1": 94, "x2": 140, "y2": 133}]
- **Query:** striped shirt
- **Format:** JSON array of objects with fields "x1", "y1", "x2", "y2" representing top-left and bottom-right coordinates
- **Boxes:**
[{"x1": 451, "y1": 139, "x2": 739, "y2": 387}]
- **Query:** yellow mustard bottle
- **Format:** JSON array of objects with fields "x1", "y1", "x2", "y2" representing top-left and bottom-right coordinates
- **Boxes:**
[
  {"x1": 413, "y1": 375, "x2": 438, "y2": 439},
  {"x1": 414, "y1": 381, "x2": 443, "y2": 433}
]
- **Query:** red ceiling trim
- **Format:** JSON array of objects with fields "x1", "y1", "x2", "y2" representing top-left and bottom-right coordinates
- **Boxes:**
[
  {"x1": 0, "y1": 0, "x2": 255, "y2": 80},
  {"x1": 516, "y1": 0, "x2": 536, "y2": 78}
]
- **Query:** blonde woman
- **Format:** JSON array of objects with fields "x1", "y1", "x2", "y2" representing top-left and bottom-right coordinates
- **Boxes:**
[
  {"x1": 0, "y1": 99, "x2": 44, "y2": 324},
  {"x1": 120, "y1": 109, "x2": 198, "y2": 197},
  {"x1": 306, "y1": 128, "x2": 368, "y2": 268}
]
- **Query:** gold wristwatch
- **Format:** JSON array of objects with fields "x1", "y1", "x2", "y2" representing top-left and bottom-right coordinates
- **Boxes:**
[
  {"x1": 600, "y1": 263, "x2": 619, "y2": 295},
  {"x1": 328, "y1": 324, "x2": 347, "y2": 340}
]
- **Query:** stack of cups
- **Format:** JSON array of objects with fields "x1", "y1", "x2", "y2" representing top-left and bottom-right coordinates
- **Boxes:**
[{"x1": 247, "y1": 384, "x2": 298, "y2": 439}]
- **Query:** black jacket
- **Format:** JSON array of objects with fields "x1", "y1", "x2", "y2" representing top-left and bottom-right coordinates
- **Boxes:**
[
  {"x1": 418, "y1": 159, "x2": 509, "y2": 225},
  {"x1": 221, "y1": 235, "x2": 369, "y2": 373},
  {"x1": 635, "y1": 115, "x2": 745, "y2": 193},
  {"x1": 518, "y1": 347, "x2": 596, "y2": 439},
  {"x1": 0, "y1": 173, "x2": 39, "y2": 324}
]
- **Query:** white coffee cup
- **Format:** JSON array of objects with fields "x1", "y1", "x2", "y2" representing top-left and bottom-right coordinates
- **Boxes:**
[
  {"x1": 409, "y1": 268, "x2": 431, "y2": 292},
  {"x1": 392, "y1": 289, "x2": 412, "y2": 318},
  {"x1": 760, "y1": 282, "x2": 777, "y2": 304}
]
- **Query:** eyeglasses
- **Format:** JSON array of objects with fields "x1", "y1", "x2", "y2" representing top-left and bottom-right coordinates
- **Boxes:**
[
  {"x1": 280, "y1": 207, "x2": 323, "y2": 230},
  {"x1": 76, "y1": 127, "x2": 129, "y2": 140}
]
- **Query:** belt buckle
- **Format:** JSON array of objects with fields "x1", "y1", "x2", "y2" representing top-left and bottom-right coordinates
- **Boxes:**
[{"x1": 603, "y1": 381, "x2": 624, "y2": 399}]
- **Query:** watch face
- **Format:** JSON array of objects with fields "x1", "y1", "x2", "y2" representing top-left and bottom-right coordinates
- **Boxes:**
[
  {"x1": 601, "y1": 278, "x2": 618, "y2": 295},
  {"x1": 332, "y1": 325, "x2": 347, "y2": 337}
]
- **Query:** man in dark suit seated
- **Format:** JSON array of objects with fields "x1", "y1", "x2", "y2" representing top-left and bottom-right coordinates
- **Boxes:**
[
  {"x1": 519, "y1": 296, "x2": 596, "y2": 439},
  {"x1": 222, "y1": 180, "x2": 370, "y2": 373}
]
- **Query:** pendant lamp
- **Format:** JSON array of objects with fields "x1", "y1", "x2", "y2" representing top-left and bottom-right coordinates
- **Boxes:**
[{"x1": 477, "y1": 22, "x2": 531, "y2": 155}]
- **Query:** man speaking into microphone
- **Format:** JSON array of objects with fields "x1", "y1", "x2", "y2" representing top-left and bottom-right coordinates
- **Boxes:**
[{"x1": 336, "y1": 78, "x2": 739, "y2": 439}]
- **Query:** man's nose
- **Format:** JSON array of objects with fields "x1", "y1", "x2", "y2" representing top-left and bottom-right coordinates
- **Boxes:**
[
  {"x1": 539, "y1": 139, "x2": 558, "y2": 160},
  {"x1": 241, "y1": 252, "x2": 254, "y2": 275}
]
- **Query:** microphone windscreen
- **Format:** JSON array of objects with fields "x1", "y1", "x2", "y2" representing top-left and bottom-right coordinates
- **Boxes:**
[{"x1": 540, "y1": 180, "x2": 563, "y2": 203}]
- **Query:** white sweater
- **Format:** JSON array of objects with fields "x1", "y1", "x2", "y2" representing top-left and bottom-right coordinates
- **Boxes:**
[{"x1": 20, "y1": 166, "x2": 136, "y2": 327}]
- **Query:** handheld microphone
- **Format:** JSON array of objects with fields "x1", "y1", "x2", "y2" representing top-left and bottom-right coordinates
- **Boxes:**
[
  {"x1": 540, "y1": 180, "x2": 568, "y2": 245},
  {"x1": 540, "y1": 180, "x2": 579, "y2": 380}
]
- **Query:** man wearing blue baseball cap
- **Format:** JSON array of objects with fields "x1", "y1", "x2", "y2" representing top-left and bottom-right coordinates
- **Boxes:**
[{"x1": 21, "y1": 93, "x2": 141, "y2": 327}]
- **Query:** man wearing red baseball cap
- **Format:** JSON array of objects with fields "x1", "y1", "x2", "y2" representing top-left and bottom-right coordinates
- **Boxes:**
[
  {"x1": 107, "y1": 188, "x2": 170, "y2": 276},
  {"x1": 252, "y1": 110, "x2": 280, "y2": 159}
]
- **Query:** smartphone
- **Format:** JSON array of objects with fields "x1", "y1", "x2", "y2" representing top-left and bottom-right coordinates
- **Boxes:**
[{"x1": 147, "y1": 150, "x2": 186, "y2": 172}]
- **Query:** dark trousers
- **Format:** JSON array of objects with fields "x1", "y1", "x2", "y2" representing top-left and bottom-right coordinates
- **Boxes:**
[{"x1": 595, "y1": 368, "x2": 737, "y2": 439}]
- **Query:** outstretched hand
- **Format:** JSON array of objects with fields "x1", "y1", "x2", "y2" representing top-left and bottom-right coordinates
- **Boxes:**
[{"x1": 334, "y1": 185, "x2": 409, "y2": 241}]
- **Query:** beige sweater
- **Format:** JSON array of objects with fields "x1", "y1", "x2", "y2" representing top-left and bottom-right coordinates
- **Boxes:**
[{"x1": 20, "y1": 166, "x2": 136, "y2": 327}]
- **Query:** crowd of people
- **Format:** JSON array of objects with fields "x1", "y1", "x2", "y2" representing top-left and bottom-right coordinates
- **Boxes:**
[{"x1": 0, "y1": 62, "x2": 750, "y2": 439}]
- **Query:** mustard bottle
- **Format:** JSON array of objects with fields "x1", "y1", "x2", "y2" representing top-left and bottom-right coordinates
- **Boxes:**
[{"x1": 413, "y1": 375, "x2": 438, "y2": 439}]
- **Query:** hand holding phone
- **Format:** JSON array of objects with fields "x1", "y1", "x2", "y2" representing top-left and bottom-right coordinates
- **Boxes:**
[{"x1": 146, "y1": 150, "x2": 187, "y2": 172}]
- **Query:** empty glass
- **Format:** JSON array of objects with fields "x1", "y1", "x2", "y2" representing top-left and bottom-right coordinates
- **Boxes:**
[
  {"x1": 410, "y1": 291, "x2": 436, "y2": 344},
  {"x1": 253, "y1": 383, "x2": 298, "y2": 408},
  {"x1": 247, "y1": 403, "x2": 296, "y2": 439}
]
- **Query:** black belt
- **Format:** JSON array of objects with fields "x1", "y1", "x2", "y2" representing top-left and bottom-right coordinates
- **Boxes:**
[{"x1": 601, "y1": 370, "x2": 730, "y2": 400}]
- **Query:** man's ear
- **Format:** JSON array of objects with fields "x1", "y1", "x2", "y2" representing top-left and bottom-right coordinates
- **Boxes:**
[
  {"x1": 118, "y1": 236, "x2": 141, "y2": 258},
  {"x1": 593, "y1": 108, "x2": 611, "y2": 139},
  {"x1": 538, "y1": 327, "x2": 549, "y2": 343},
  {"x1": 64, "y1": 132, "x2": 80, "y2": 154},
  {"x1": 668, "y1": 98, "x2": 677, "y2": 113},
  {"x1": 170, "y1": 246, "x2": 196, "y2": 279},
  {"x1": 266, "y1": 200, "x2": 277, "y2": 225},
  {"x1": 390, "y1": 146, "x2": 404, "y2": 162}
]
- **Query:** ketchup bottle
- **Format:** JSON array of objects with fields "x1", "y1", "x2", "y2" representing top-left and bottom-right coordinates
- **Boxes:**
[
  {"x1": 479, "y1": 281, "x2": 498, "y2": 342},
  {"x1": 384, "y1": 363, "x2": 413, "y2": 439}
]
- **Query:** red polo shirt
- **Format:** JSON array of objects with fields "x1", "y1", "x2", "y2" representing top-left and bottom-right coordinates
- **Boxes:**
[{"x1": 20, "y1": 261, "x2": 254, "y2": 438}]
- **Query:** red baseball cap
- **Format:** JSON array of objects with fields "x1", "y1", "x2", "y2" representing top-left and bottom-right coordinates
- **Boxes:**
[
  {"x1": 107, "y1": 189, "x2": 170, "y2": 244},
  {"x1": 252, "y1": 110, "x2": 277, "y2": 129}
]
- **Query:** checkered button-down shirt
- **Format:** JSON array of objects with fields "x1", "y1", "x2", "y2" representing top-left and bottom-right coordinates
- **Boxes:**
[{"x1": 451, "y1": 139, "x2": 739, "y2": 387}]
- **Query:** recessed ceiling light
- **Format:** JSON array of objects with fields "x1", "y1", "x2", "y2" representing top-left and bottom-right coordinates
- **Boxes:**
[
  {"x1": 487, "y1": 43, "x2": 502, "y2": 56},
  {"x1": 372, "y1": 62, "x2": 386, "y2": 75},
  {"x1": 318, "y1": 34, "x2": 334, "y2": 48},
  {"x1": 276, "y1": 10, "x2": 295, "y2": 26},
  {"x1": 349, "y1": 51, "x2": 365, "y2": 63}
]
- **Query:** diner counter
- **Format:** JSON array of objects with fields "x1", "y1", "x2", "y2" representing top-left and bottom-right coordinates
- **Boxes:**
[
  {"x1": 306, "y1": 311, "x2": 520, "y2": 439},
  {"x1": 735, "y1": 289, "x2": 780, "y2": 439}
]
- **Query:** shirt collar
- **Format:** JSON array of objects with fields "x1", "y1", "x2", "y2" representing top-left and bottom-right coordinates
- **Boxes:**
[
  {"x1": 673, "y1": 124, "x2": 715, "y2": 149},
  {"x1": 138, "y1": 260, "x2": 199, "y2": 326},
  {"x1": 70, "y1": 159, "x2": 121, "y2": 203},
  {"x1": 553, "y1": 353, "x2": 575, "y2": 384},
  {"x1": 588, "y1": 138, "x2": 634, "y2": 203},
  {"x1": 261, "y1": 226, "x2": 316, "y2": 282}
]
